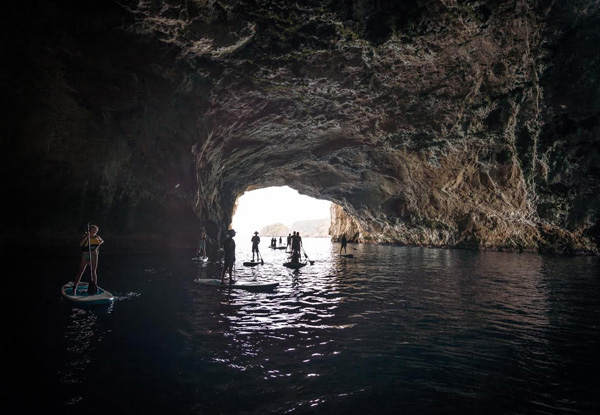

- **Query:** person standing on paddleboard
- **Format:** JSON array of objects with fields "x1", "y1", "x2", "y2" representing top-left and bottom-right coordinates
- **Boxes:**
[
  {"x1": 251, "y1": 231, "x2": 261, "y2": 262},
  {"x1": 340, "y1": 234, "x2": 347, "y2": 254},
  {"x1": 221, "y1": 229, "x2": 236, "y2": 284},
  {"x1": 197, "y1": 227, "x2": 207, "y2": 258},
  {"x1": 73, "y1": 224, "x2": 103, "y2": 295},
  {"x1": 290, "y1": 231, "x2": 302, "y2": 263}
]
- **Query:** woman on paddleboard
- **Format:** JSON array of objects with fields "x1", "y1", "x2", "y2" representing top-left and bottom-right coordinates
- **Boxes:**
[{"x1": 73, "y1": 224, "x2": 103, "y2": 295}]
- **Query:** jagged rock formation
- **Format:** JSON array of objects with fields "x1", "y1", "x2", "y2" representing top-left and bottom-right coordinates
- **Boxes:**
[{"x1": 1, "y1": 0, "x2": 599, "y2": 254}]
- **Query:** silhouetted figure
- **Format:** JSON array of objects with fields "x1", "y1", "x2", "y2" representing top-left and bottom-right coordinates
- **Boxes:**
[
  {"x1": 340, "y1": 234, "x2": 347, "y2": 254},
  {"x1": 251, "y1": 231, "x2": 261, "y2": 261},
  {"x1": 221, "y1": 229, "x2": 236, "y2": 283},
  {"x1": 197, "y1": 227, "x2": 207, "y2": 258},
  {"x1": 291, "y1": 231, "x2": 302, "y2": 262}
]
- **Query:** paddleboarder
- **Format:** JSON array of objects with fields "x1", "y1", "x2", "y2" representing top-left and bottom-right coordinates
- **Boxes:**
[
  {"x1": 251, "y1": 231, "x2": 261, "y2": 262},
  {"x1": 291, "y1": 231, "x2": 302, "y2": 263},
  {"x1": 340, "y1": 234, "x2": 347, "y2": 254},
  {"x1": 73, "y1": 224, "x2": 103, "y2": 296},
  {"x1": 197, "y1": 227, "x2": 207, "y2": 258},
  {"x1": 221, "y1": 229, "x2": 236, "y2": 284}
]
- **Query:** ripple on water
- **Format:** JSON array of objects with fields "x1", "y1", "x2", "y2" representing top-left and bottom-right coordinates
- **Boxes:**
[{"x1": 61, "y1": 239, "x2": 599, "y2": 415}]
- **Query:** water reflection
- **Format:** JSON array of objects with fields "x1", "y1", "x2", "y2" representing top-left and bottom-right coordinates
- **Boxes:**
[
  {"x1": 59, "y1": 305, "x2": 112, "y2": 406},
  {"x1": 177, "y1": 241, "x2": 600, "y2": 414}
]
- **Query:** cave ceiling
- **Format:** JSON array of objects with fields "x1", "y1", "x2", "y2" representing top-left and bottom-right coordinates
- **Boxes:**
[{"x1": 1, "y1": 0, "x2": 599, "y2": 254}]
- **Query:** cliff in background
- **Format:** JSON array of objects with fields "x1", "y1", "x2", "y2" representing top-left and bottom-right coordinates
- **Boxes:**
[{"x1": 1, "y1": 0, "x2": 599, "y2": 254}]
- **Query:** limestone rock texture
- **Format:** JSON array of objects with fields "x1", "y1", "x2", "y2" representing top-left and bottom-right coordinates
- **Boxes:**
[{"x1": 1, "y1": 0, "x2": 599, "y2": 254}]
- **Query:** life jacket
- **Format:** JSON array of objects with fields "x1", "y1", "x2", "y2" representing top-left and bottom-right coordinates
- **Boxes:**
[{"x1": 82, "y1": 236, "x2": 102, "y2": 252}]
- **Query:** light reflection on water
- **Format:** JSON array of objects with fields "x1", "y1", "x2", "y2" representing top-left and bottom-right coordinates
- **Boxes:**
[
  {"x1": 171, "y1": 239, "x2": 600, "y2": 414},
  {"x1": 27, "y1": 239, "x2": 600, "y2": 414}
]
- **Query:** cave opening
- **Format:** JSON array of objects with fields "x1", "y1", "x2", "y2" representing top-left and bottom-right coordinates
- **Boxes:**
[{"x1": 231, "y1": 186, "x2": 332, "y2": 238}]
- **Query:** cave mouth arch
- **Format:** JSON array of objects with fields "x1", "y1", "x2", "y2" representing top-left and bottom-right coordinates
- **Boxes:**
[{"x1": 230, "y1": 186, "x2": 332, "y2": 238}]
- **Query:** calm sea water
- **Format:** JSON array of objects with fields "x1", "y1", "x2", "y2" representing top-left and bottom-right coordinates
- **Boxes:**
[{"x1": 6, "y1": 238, "x2": 600, "y2": 414}]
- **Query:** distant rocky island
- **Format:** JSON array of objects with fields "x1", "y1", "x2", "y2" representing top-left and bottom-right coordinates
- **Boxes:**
[{"x1": 260, "y1": 218, "x2": 330, "y2": 238}]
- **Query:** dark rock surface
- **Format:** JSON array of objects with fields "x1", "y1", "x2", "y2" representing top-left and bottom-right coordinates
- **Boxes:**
[{"x1": 1, "y1": 0, "x2": 599, "y2": 254}]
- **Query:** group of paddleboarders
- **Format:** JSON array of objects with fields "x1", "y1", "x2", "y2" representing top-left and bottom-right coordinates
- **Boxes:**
[
  {"x1": 217, "y1": 228, "x2": 306, "y2": 281},
  {"x1": 269, "y1": 236, "x2": 283, "y2": 247},
  {"x1": 68, "y1": 224, "x2": 353, "y2": 295}
]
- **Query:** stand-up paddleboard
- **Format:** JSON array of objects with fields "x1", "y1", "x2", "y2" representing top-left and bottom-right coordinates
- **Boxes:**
[
  {"x1": 243, "y1": 261, "x2": 262, "y2": 267},
  {"x1": 339, "y1": 254, "x2": 354, "y2": 258},
  {"x1": 192, "y1": 256, "x2": 209, "y2": 262},
  {"x1": 283, "y1": 261, "x2": 307, "y2": 269},
  {"x1": 61, "y1": 282, "x2": 114, "y2": 306},
  {"x1": 194, "y1": 279, "x2": 278, "y2": 291}
]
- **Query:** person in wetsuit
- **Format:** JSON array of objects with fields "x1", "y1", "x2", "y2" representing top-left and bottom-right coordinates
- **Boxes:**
[{"x1": 73, "y1": 224, "x2": 104, "y2": 295}]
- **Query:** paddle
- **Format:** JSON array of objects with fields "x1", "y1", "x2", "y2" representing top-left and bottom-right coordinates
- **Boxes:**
[
  {"x1": 302, "y1": 246, "x2": 315, "y2": 265},
  {"x1": 259, "y1": 250, "x2": 264, "y2": 265}
]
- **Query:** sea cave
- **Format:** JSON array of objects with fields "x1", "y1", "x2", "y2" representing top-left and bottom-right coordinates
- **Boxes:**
[{"x1": 2, "y1": 0, "x2": 599, "y2": 255}]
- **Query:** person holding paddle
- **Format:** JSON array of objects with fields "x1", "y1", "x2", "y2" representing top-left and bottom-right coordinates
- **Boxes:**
[
  {"x1": 73, "y1": 224, "x2": 103, "y2": 296},
  {"x1": 290, "y1": 231, "x2": 303, "y2": 262},
  {"x1": 340, "y1": 234, "x2": 347, "y2": 254},
  {"x1": 197, "y1": 227, "x2": 207, "y2": 258},
  {"x1": 221, "y1": 229, "x2": 236, "y2": 284},
  {"x1": 251, "y1": 231, "x2": 261, "y2": 262}
]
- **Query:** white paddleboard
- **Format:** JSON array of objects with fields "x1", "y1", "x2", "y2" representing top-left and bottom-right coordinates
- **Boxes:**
[
  {"x1": 194, "y1": 279, "x2": 278, "y2": 291},
  {"x1": 61, "y1": 282, "x2": 114, "y2": 305},
  {"x1": 192, "y1": 256, "x2": 209, "y2": 262}
]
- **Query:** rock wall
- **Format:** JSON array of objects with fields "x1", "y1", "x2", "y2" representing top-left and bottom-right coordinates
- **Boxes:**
[{"x1": 1, "y1": 0, "x2": 599, "y2": 254}]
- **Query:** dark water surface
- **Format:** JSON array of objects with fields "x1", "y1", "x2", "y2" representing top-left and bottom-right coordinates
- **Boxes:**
[{"x1": 6, "y1": 239, "x2": 600, "y2": 414}]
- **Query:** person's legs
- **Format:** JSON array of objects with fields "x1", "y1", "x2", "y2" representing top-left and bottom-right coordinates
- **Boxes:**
[
  {"x1": 221, "y1": 259, "x2": 233, "y2": 283},
  {"x1": 90, "y1": 253, "x2": 98, "y2": 285},
  {"x1": 73, "y1": 256, "x2": 89, "y2": 295}
]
